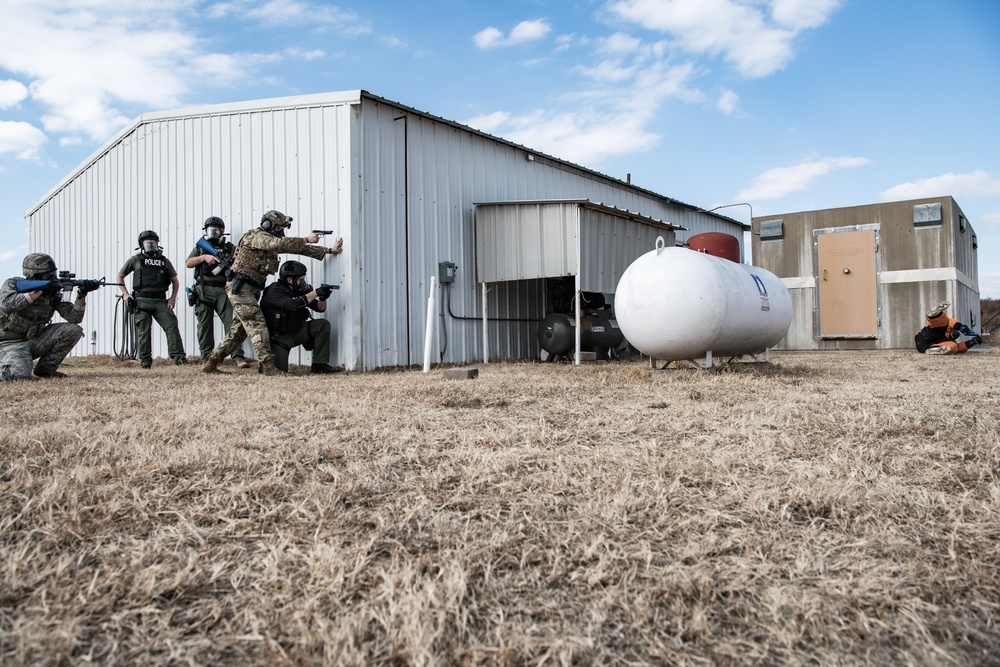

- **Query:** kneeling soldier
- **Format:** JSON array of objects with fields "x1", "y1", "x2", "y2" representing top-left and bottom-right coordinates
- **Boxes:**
[
  {"x1": 0, "y1": 253, "x2": 89, "y2": 380},
  {"x1": 260, "y1": 260, "x2": 340, "y2": 373}
]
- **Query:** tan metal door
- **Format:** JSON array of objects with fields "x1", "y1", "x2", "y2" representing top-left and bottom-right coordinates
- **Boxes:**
[{"x1": 817, "y1": 229, "x2": 878, "y2": 337}]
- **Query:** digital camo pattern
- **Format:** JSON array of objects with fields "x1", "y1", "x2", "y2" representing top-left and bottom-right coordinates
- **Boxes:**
[
  {"x1": 0, "y1": 277, "x2": 84, "y2": 339},
  {"x1": 0, "y1": 321, "x2": 84, "y2": 380}
]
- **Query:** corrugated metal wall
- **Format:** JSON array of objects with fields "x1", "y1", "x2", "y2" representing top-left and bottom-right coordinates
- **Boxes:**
[
  {"x1": 27, "y1": 90, "x2": 743, "y2": 370},
  {"x1": 27, "y1": 99, "x2": 356, "y2": 366},
  {"x1": 358, "y1": 96, "x2": 739, "y2": 369}
]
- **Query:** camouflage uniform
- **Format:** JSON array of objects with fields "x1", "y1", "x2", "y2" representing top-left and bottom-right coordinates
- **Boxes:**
[
  {"x1": 211, "y1": 226, "x2": 327, "y2": 364},
  {"x1": 187, "y1": 239, "x2": 246, "y2": 363},
  {"x1": 0, "y1": 277, "x2": 85, "y2": 381}
]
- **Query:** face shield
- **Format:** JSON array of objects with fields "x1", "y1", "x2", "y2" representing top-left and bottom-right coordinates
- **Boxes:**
[
  {"x1": 142, "y1": 239, "x2": 160, "y2": 254},
  {"x1": 205, "y1": 225, "x2": 224, "y2": 240}
]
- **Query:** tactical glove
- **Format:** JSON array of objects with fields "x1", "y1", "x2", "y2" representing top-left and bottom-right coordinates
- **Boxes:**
[
  {"x1": 77, "y1": 279, "x2": 100, "y2": 297},
  {"x1": 315, "y1": 285, "x2": 334, "y2": 301},
  {"x1": 41, "y1": 281, "x2": 62, "y2": 298}
]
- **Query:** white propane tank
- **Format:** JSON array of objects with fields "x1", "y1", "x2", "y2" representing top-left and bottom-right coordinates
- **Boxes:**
[{"x1": 615, "y1": 237, "x2": 792, "y2": 360}]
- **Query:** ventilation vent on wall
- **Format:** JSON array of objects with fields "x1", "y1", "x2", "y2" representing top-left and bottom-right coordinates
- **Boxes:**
[
  {"x1": 759, "y1": 219, "x2": 784, "y2": 241},
  {"x1": 913, "y1": 203, "x2": 942, "y2": 228}
]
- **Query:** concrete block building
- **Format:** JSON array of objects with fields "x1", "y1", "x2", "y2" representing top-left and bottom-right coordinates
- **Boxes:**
[{"x1": 752, "y1": 196, "x2": 979, "y2": 350}]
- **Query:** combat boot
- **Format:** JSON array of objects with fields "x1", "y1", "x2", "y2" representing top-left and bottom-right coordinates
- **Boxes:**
[
  {"x1": 201, "y1": 352, "x2": 223, "y2": 374},
  {"x1": 259, "y1": 359, "x2": 283, "y2": 376}
]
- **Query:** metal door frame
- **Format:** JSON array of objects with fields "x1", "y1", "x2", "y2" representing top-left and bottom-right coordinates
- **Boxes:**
[{"x1": 813, "y1": 224, "x2": 881, "y2": 339}]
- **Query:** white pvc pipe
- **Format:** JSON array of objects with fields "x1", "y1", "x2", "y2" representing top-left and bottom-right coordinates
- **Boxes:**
[
  {"x1": 481, "y1": 282, "x2": 489, "y2": 364},
  {"x1": 422, "y1": 275, "x2": 437, "y2": 373}
]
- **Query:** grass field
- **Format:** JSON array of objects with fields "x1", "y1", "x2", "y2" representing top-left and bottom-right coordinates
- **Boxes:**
[{"x1": 1, "y1": 348, "x2": 998, "y2": 666}]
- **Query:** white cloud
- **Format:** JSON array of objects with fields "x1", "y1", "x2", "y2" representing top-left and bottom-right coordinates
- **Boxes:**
[
  {"x1": 599, "y1": 32, "x2": 644, "y2": 55},
  {"x1": 473, "y1": 27, "x2": 504, "y2": 49},
  {"x1": 474, "y1": 19, "x2": 551, "y2": 49},
  {"x1": 510, "y1": 19, "x2": 551, "y2": 43},
  {"x1": 737, "y1": 156, "x2": 871, "y2": 200},
  {"x1": 1, "y1": 2, "x2": 212, "y2": 140},
  {"x1": 462, "y1": 111, "x2": 511, "y2": 133},
  {"x1": 608, "y1": 0, "x2": 842, "y2": 77},
  {"x1": 0, "y1": 120, "x2": 47, "y2": 159},
  {"x1": 207, "y1": 0, "x2": 369, "y2": 31},
  {"x1": 0, "y1": 248, "x2": 22, "y2": 262},
  {"x1": 462, "y1": 62, "x2": 700, "y2": 166},
  {"x1": 717, "y1": 88, "x2": 739, "y2": 115},
  {"x1": 879, "y1": 171, "x2": 1000, "y2": 202},
  {"x1": 979, "y1": 211, "x2": 1000, "y2": 229},
  {"x1": 576, "y1": 59, "x2": 636, "y2": 83},
  {"x1": 0, "y1": 80, "x2": 29, "y2": 108},
  {"x1": 0, "y1": 1, "x2": 352, "y2": 145}
]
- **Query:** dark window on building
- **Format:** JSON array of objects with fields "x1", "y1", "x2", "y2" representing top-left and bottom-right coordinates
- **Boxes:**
[
  {"x1": 913, "y1": 203, "x2": 942, "y2": 228},
  {"x1": 759, "y1": 219, "x2": 784, "y2": 242}
]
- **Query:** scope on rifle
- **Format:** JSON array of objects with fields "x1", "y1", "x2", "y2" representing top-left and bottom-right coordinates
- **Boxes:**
[{"x1": 58, "y1": 271, "x2": 76, "y2": 280}]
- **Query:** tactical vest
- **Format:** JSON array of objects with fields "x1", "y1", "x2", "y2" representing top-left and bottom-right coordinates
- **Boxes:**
[
  {"x1": 261, "y1": 283, "x2": 310, "y2": 334},
  {"x1": 232, "y1": 228, "x2": 280, "y2": 284},
  {"x1": 195, "y1": 240, "x2": 233, "y2": 286},
  {"x1": 132, "y1": 254, "x2": 169, "y2": 293}
]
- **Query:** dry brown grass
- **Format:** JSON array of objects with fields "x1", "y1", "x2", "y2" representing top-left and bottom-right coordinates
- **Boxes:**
[{"x1": 2, "y1": 348, "x2": 999, "y2": 666}]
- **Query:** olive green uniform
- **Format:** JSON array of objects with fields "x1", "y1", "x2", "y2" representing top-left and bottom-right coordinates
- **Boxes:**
[{"x1": 119, "y1": 253, "x2": 186, "y2": 367}]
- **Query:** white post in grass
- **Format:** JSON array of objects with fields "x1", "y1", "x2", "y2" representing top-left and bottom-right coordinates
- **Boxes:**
[{"x1": 422, "y1": 276, "x2": 437, "y2": 373}]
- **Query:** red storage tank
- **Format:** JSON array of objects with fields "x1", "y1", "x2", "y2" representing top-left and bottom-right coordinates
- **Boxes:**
[{"x1": 688, "y1": 232, "x2": 740, "y2": 263}]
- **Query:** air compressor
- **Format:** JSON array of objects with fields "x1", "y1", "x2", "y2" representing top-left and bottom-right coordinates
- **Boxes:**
[{"x1": 536, "y1": 308, "x2": 623, "y2": 361}]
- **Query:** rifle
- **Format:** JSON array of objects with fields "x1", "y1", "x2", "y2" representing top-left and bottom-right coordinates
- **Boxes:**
[
  {"x1": 16, "y1": 271, "x2": 123, "y2": 297},
  {"x1": 195, "y1": 237, "x2": 233, "y2": 277},
  {"x1": 315, "y1": 283, "x2": 340, "y2": 301}
]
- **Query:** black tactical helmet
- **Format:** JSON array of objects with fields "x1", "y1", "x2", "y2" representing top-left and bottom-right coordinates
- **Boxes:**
[
  {"x1": 261, "y1": 210, "x2": 292, "y2": 232},
  {"x1": 278, "y1": 260, "x2": 308, "y2": 279},
  {"x1": 137, "y1": 230, "x2": 160, "y2": 244},
  {"x1": 203, "y1": 216, "x2": 225, "y2": 231},
  {"x1": 22, "y1": 253, "x2": 57, "y2": 278}
]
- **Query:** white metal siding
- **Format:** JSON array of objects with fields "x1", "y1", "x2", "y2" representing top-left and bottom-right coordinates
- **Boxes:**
[
  {"x1": 27, "y1": 102, "x2": 356, "y2": 366},
  {"x1": 27, "y1": 90, "x2": 741, "y2": 370},
  {"x1": 358, "y1": 96, "x2": 736, "y2": 368}
]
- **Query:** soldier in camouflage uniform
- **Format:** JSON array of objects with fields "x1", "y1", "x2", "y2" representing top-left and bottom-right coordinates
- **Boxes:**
[
  {"x1": 116, "y1": 230, "x2": 187, "y2": 369},
  {"x1": 0, "y1": 253, "x2": 90, "y2": 381},
  {"x1": 202, "y1": 210, "x2": 343, "y2": 375},
  {"x1": 185, "y1": 216, "x2": 250, "y2": 367}
]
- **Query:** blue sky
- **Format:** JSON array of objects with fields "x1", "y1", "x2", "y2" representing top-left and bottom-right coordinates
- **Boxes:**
[{"x1": 2, "y1": 0, "x2": 999, "y2": 298}]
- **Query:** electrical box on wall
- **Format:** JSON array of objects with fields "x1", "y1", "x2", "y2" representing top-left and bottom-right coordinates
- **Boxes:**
[{"x1": 439, "y1": 261, "x2": 457, "y2": 284}]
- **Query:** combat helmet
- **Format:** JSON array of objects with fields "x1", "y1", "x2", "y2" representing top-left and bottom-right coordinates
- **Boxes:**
[
  {"x1": 261, "y1": 210, "x2": 292, "y2": 235},
  {"x1": 278, "y1": 260, "x2": 308, "y2": 279},
  {"x1": 138, "y1": 230, "x2": 160, "y2": 255},
  {"x1": 23, "y1": 253, "x2": 57, "y2": 278},
  {"x1": 203, "y1": 216, "x2": 226, "y2": 240}
]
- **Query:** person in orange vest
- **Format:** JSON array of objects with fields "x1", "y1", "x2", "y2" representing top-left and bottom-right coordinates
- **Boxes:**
[{"x1": 914, "y1": 302, "x2": 982, "y2": 355}]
